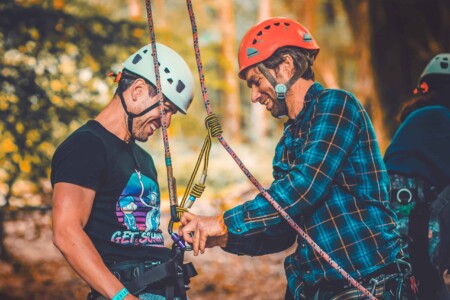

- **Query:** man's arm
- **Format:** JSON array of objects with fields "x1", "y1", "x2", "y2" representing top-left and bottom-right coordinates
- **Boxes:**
[
  {"x1": 180, "y1": 211, "x2": 297, "y2": 256},
  {"x1": 52, "y1": 182, "x2": 138, "y2": 300},
  {"x1": 181, "y1": 91, "x2": 360, "y2": 254},
  {"x1": 223, "y1": 91, "x2": 361, "y2": 235}
]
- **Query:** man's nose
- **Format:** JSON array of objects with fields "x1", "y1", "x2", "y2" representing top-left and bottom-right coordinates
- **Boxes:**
[{"x1": 250, "y1": 86, "x2": 261, "y2": 104}]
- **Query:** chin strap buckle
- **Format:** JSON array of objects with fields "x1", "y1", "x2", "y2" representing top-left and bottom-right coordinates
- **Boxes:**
[{"x1": 275, "y1": 84, "x2": 287, "y2": 101}]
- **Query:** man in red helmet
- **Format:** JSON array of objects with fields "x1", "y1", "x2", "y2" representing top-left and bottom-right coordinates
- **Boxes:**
[{"x1": 180, "y1": 18, "x2": 416, "y2": 299}]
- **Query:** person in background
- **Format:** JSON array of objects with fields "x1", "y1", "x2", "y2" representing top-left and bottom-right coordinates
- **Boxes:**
[
  {"x1": 179, "y1": 17, "x2": 417, "y2": 299},
  {"x1": 51, "y1": 43, "x2": 195, "y2": 300},
  {"x1": 384, "y1": 53, "x2": 450, "y2": 300}
]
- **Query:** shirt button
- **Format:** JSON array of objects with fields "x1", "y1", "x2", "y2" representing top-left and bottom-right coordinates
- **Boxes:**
[
  {"x1": 306, "y1": 270, "x2": 311, "y2": 274},
  {"x1": 302, "y1": 243, "x2": 306, "y2": 248},
  {"x1": 237, "y1": 229, "x2": 241, "y2": 232}
]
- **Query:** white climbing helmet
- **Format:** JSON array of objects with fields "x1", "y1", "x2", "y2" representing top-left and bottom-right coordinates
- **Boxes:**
[
  {"x1": 123, "y1": 43, "x2": 195, "y2": 114},
  {"x1": 419, "y1": 53, "x2": 450, "y2": 84}
]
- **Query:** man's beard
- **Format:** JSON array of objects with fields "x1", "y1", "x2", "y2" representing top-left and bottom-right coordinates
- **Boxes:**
[
  {"x1": 132, "y1": 120, "x2": 150, "y2": 142},
  {"x1": 271, "y1": 99, "x2": 288, "y2": 118}
]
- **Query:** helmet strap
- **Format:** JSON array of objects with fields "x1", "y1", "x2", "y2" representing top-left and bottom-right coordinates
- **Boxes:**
[
  {"x1": 257, "y1": 63, "x2": 303, "y2": 101},
  {"x1": 117, "y1": 85, "x2": 161, "y2": 142}
]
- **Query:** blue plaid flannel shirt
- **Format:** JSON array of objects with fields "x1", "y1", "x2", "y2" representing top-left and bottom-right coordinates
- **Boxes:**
[{"x1": 223, "y1": 82, "x2": 401, "y2": 298}]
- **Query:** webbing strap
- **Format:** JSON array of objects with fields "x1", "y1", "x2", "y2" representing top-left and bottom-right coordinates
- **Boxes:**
[
  {"x1": 123, "y1": 248, "x2": 197, "y2": 300},
  {"x1": 184, "y1": 0, "x2": 377, "y2": 299},
  {"x1": 257, "y1": 63, "x2": 303, "y2": 100},
  {"x1": 125, "y1": 259, "x2": 177, "y2": 295},
  {"x1": 431, "y1": 185, "x2": 450, "y2": 216}
]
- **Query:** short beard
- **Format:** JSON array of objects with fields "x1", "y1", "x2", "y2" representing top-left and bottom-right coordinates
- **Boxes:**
[
  {"x1": 271, "y1": 99, "x2": 288, "y2": 118},
  {"x1": 131, "y1": 119, "x2": 149, "y2": 142}
]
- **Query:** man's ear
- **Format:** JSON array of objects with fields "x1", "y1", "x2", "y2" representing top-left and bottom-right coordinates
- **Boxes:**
[
  {"x1": 276, "y1": 54, "x2": 295, "y2": 79},
  {"x1": 131, "y1": 78, "x2": 147, "y2": 102}
]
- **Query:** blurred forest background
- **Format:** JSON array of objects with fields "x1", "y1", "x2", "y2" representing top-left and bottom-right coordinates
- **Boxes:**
[{"x1": 0, "y1": 0, "x2": 449, "y2": 299}]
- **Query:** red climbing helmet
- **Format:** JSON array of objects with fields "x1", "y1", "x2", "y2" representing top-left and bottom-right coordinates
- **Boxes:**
[{"x1": 238, "y1": 17, "x2": 320, "y2": 79}]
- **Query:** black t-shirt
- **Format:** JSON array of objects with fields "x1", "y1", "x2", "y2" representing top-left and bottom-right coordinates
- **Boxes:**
[{"x1": 51, "y1": 120, "x2": 170, "y2": 263}]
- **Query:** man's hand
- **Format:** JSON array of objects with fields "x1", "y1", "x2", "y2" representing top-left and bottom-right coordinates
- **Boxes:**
[{"x1": 179, "y1": 212, "x2": 228, "y2": 255}]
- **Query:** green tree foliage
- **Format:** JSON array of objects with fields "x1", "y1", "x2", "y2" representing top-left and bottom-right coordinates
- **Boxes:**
[{"x1": 0, "y1": 4, "x2": 149, "y2": 206}]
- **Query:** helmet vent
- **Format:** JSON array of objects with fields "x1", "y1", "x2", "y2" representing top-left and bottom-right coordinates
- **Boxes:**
[
  {"x1": 247, "y1": 47, "x2": 259, "y2": 58},
  {"x1": 440, "y1": 62, "x2": 449, "y2": 69},
  {"x1": 176, "y1": 80, "x2": 186, "y2": 93},
  {"x1": 264, "y1": 25, "x2": 271, "y2": 30},
  {"x1": 132, "y1": 54, "x2": 142, "y2": 64},
  {"x1": 284, "y1": 22, "x2": 290, "y2": 26},
  {"x1": 257, "y1": 31, "x2": 263, "y2": 36},
  {"x1": 303, "y1": 33, "x2": 313, "y2": 42},
  {"x1": 164, "y1": 67, "x2": 170, "y2": 73},
  {"x1": 252, "y1": 39, "x2": 257, "y2": 45},
  {"x1": 167, "y1": 78, "x2": 173, "y2": 84},
  {"x1": 143, "y1": 49, "x2": 148, "y2": 54},
  {"x1": 274, "y1": 22, "x2": 280, "y2": 26}
]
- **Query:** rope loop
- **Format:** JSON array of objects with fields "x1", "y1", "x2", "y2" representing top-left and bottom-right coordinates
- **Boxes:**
[
  {"x1": 191, "y1": 183, "x2": 206, "y2": 198},
  {"x1": 176, "y1": 206, "x2": 190, "y2": 214},
  {"x1": 205, "y1": 114, "x2": 222, "y2": 138}
]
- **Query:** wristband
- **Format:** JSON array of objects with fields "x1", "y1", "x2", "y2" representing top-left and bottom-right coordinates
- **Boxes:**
[
  {"x1": 112, "y1": 287, "x2": 129, "y2": 300},
  {"x1": 218, "y1": 213, "x2": 228, "y2": 234}
]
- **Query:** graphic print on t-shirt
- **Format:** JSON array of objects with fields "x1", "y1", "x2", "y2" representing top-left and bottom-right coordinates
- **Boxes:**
[{"x1": 111, "y1": 171, "x2": 164, "y2": 247}]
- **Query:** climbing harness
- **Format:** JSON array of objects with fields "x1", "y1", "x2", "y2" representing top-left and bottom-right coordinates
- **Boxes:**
[
  {"x1": 87, "y1": 247, "x2": 197, "y2": 299},
  {"x1": 298, "y1": 258, "x2": 418, "y2": 299},
  {"x1": 389, "y1": 173, "x2": 441, "y2": 257},
  {"x1": 141, "y1": 0, "x2": 379, "y2": 299}
]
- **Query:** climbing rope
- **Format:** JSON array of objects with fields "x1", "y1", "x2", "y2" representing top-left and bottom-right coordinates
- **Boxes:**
[
  {"x1": 143, "y1": 0, "x2": 377, "y2": 298},
  {"x1": 183, "y1": 0, "x2": 377, "y2": 299},
  {"x1": 144, "y1": 0, "x2": 179, "y2": 226}
]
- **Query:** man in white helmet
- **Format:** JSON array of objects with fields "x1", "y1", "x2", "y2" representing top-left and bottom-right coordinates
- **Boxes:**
[
  {"x1": 51, "y1": 43, "x2": 195, "y2": 300},
  {"x1": 385, "y1": 53, "x2": 450, "y2": 300}
]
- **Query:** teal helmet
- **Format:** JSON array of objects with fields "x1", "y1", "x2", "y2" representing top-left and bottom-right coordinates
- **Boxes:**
[
  {"x1": 123, "y1": 43, "x2": 194, "y2": 114},
  {"x1": 419, "y1": 53, "x2": 450, "y2": 84}
]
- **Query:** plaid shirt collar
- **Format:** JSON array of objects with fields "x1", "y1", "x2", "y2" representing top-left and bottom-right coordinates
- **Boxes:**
[{"x1": 284, "y1": 82, "x2": 324, "y2": 133}]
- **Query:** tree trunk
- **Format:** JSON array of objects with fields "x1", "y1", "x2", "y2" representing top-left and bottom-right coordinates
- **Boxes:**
[
  {"x1": 0, "y1": 209, "x2": 5, "y2": 260},
  {"x1": 367, "y1": 0, "x2": 449, "y2": 138},
  {"x1": 0, "y1": 190, "x2": 11, "y2": 260},
  {"x1": 341, "y1": 0, "x2": 389, "y2": 151},
  {"x1": 289, "y1": 0, "x2": 340, "y2": 89},
  {"x1": 154, "y1": 0, "x2": 167, "y2": 29},
  {"x1": 128, "y1": 0, "x2": 142, "y2": 21},
  {"x1": 218, "y1": 0, "x2": 241, "y2": 142},
  {"x1": 249, "y1": 0, "x2": 271, "y2": 143}
]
